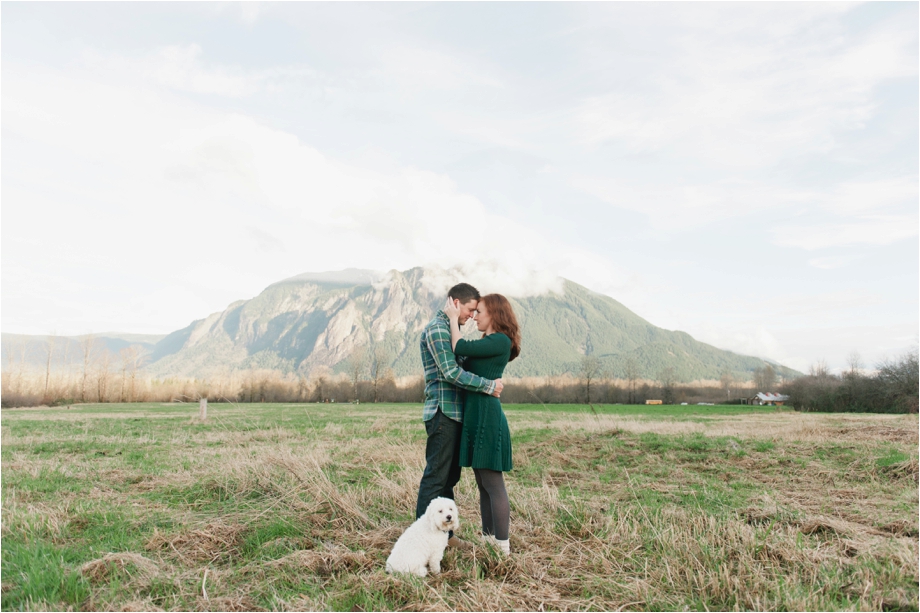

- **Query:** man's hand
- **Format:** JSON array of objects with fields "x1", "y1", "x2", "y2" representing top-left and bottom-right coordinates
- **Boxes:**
[{"x1": 491, "y1": 379, "x2": 503, "y2": 397}]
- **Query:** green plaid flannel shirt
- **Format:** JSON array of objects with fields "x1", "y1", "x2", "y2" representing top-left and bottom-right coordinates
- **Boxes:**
[{"x1": 421, "y1": 311, "x2": 496, "y2": 422}]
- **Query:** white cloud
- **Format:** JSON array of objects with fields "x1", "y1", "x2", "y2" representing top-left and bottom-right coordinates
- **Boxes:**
[
  {"x1": 774, "y1": 215, "x2": 919, "y2": 250},
  {"x1": 2, "y1": 2, "x2": 915, "y2": 379},
  {"x1": 768, "y1": 323, "x2": 919, "y2": 374},
  {"x1": 237, "y1": 1, "x2": 262, "y2": 26},
  {"x1": 571, "y1": 172, "x2": 918, "y2": 236},
  {"x1": 377, "y1": 45, "x2": 504, "y2": 91},
  {"x1": 151, "y1": 44, "x2": 258, "y2": 97},
  {"x1": 808, "y1": 256, "x2": 856, "y2": 270},
  {"x1": 2, "y1": 57, "x2": 626, "y2": 333},
  {"x1": 570, "y1": 175, "x2": 799, "y2": 231},
  {"x1": 813, "y1": 178, "x2": 919, "y2": 215},
  {"x1": 690, "y1": 323, "x2": 792, "y2": 369},
  {"x1": 682, "y1": 319, "x2": 919, "y2": 375},
  {"x1": 572, "y1": 4, "x2": 916, "y2": 169},
  {"x1": 72, "y1": 44, "x2": 320, "y2": 99}
]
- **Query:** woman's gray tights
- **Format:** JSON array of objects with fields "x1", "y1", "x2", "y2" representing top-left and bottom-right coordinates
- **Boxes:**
[{"x1": 473, "y1": 468, "x2": 509, "y2": 540}]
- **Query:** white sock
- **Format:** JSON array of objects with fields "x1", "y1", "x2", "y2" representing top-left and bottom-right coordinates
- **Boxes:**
[{"x1": 494, "y1": 538, "x2": 510, "y2": 555}]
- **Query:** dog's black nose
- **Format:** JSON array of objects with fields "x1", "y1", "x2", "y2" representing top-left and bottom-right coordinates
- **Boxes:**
[{"x1": 446, "y1": 514, "x2": 452, "y2": 521}]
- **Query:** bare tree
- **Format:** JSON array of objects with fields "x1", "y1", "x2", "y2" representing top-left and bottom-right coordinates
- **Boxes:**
[
  {"x1": 346, "y1": 347, "x2": 366, "y2": 402},
  {"x1": 369, "y1": 345, "x2": 391, "y2": 403},
  {"x1": 43, "y1": 333, "x2": 57, "y2": 401},
  {"x1": 579, "y1": 355, "x2": 601, "y2": 405},
  {"x1": 658, "y1": 366, "x2": 677, "y2": 404},
  {"x1": 846, "y1": 351, "x2": 863, "y2": 377},
  {"x1": 314, "y1": 375, "x2": 328, "y2": 402},
  {"x1": 624, "y1": 357, "x2": 640, "y2": 404},
  {"x1": 79, "y1": 335, "x2": 100, "y2": 402},
  {"x1": 118, "y1": 347, "x2": 132, "y2": 402},
  {"x1": 753, "y1": 364, "x2": 777, "y2": 390},
  {"x1": 720, "y1": 368, "x2": 734, "y2": 401},
  {"x1": 765, "y1": 364, "x2": 777, "y2": 388},
  {"x1": 2, "y1": 339, "x2": 24, "y2": 395},
  {"x1": 61, "y1": 336, "x2": 76, "y2": 385},
  {"x1": 3, "y1": 339, "x2": 16, "y2": 374},
  {"x1": 809, "y1": 360, "x2": 830, "y2": 381},
  {"x1": 125, "y1": 345, "x2": 147, "y2": 402},
  {"x1": 297, "y1": 375, "x2": 309, "y2": 401},
  {"x1": 310, "y1": 365, "x2": 332, "y2": 402},
  {"x1": 259, "y1": 370, "x2": 271, "y2": 402},
  {"x1": 97, "y1": 349, "x2": 112, "y2": 402},
  {"x1": 876, "y1": 347, "x2": 919, "y2": 413}
]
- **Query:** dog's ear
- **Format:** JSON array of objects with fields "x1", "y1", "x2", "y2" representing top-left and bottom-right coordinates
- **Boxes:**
[{"x1": 426, "y1": 504, "x2": 443, "y2": 531}]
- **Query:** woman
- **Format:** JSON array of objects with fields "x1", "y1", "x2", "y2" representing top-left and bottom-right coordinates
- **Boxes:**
[{"x1": 444, "y1": 293, "x2": 521, "y2": 555}]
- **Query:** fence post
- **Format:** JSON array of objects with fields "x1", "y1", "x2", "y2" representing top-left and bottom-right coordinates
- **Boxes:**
[{"x1": 199, "y1": 397, "x2": 208, "y2": 421}]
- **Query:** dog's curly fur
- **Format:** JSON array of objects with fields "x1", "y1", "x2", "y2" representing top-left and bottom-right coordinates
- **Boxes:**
[{"x1": 385, "y1": 497, "x2": 459, "y2": 577}]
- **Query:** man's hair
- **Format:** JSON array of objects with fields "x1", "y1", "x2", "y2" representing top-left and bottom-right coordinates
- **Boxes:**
[{"x1": 448, "y1": 283, "x2": 480, "y2": 304}]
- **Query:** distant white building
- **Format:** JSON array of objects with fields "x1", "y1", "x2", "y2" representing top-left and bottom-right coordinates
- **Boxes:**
[{"x1": 755, "y1": 392, "x2": 789, "y2": 406}]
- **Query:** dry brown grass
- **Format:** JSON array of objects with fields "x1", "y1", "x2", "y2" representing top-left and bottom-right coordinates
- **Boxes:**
[
  {"x1": 528, "y1": 411, "x2": 918, "y2": 443},
  {"x1": 146, "y1": 522, "x2": 248, "y2": 564},
  {"x1": 80, "y1": 553, "x2": 161, "y2": 586},
  {"x1": 2, "y1": 404, "x2": 916, "y2": 611}
]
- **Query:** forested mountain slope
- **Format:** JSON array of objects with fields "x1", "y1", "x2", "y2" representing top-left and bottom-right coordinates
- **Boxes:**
[{"x1": 141, "y1": 268, "x2": 799, "y2": 382}]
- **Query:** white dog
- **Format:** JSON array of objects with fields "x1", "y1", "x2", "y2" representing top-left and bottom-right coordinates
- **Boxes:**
[{"x1": 385, "y1": 497, "x2": 459, "y2": 577}]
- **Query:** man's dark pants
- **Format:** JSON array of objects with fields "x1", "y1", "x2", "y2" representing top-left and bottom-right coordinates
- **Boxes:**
[{"x1": 416, "y1": 408, "x2": 462, "y2": 520}]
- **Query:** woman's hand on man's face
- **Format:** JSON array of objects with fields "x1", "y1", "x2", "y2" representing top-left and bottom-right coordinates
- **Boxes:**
[{"x1": 444, "y1": 297, "x2": 462, "y2": 321}]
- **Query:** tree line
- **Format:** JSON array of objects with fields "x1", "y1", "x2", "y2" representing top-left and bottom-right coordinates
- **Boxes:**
[
  {"x1": 780, "y1": 349, "x2": 918, "y2": 414},
  {"x1": 2, "y1": 336, "x2": 916, "y2": 413}
]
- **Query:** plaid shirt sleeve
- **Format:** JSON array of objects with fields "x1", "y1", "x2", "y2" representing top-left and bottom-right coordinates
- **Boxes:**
[{"x1": 426, "y1": 321, "x2": 496, "y2": 395}]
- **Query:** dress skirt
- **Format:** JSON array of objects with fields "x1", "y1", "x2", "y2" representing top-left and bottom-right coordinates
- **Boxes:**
[{"x1": 458, "y1": 392, "x2": 513, "y2": 471}]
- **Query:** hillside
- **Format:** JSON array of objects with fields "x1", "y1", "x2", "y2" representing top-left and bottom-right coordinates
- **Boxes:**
[
  {"x1": 140, "y1": 267, "x2": 799, "y2": 382},
  {"x1": 1, "y1": 332, "x2": 163, "y2": 372}
]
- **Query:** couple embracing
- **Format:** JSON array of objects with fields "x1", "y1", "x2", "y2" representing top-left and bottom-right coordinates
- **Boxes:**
[{"x1": 415, "y1": 283, "x2": 521, "y2": 556}]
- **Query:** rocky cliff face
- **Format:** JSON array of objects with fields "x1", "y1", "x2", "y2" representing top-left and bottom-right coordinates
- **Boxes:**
[
  {"x1": 144, "y1": 267, "x2": 800, "y2": 382},
  {"x1": 147, "y1": 268, "x2": 436, "y2": 378}
]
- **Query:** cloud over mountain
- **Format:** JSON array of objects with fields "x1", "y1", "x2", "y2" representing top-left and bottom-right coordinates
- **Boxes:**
[{"x1": 143, "y1": 267, "x2": 798, "y2": 383}]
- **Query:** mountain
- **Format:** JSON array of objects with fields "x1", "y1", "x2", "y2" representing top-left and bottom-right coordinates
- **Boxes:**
[
  {"x1": 141, "y1": 267, "x2": 800, "y2": 382},
  {"x1": 1, "y1": 332, "x2": 164, "y2": 371}
]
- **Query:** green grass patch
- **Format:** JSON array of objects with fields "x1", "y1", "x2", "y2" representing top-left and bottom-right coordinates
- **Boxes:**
[{"x1": 2, "y1": 403, "x2": 916, "y2": 612}]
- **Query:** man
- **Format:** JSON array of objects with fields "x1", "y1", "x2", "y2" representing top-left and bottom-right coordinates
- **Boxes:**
[{"x1": 416, "y1": 282, "x2": 503, "y2": 547}]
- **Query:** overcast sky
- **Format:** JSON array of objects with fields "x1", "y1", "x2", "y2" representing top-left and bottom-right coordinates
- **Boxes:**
[{"x1": 2, "y1": 1, "x2": 917, "y2": 373}]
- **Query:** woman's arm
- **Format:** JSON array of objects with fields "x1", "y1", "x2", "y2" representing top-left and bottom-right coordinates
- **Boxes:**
[
  {"x1": 425, "y1": 321, "x2": 501, "y2": 396},
  {"x1": 444, "y1": 297, "x2": 463, "y2": 351},
  {"x1": 455, "y1": 334, "x2": 511, "y2": 358},
  {"x1": 449, "y1": 317, "x2": 463, "y2": 352}
]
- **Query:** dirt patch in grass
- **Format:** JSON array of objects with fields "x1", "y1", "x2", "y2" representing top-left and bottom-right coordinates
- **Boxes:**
[
  {"x1": 880, "y1": 520, "x2": 920, "y2": 538},
  {"x1": 269, "y1": 543, "x2": 374, "y2": 576},
  {"x1": 879, "y1": 457, "x2": 920, "y2": 481},
  {"x1": 81, "y1": 553, "x2": 162, "y2": 586},
  {"x1": 145, "y1": 522, "x2": 247, "y2": 563},
  {"x1": 195, "y1": 595, "x2": 266, "y2": 612},
  {"x1": 117, "y1": 599, "x2": 167, "y2": 612}
]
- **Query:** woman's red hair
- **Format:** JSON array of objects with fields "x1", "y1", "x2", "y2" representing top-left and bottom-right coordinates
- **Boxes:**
[{"x1": 481, "y1": 293, "x2": 521, "y2": 361}]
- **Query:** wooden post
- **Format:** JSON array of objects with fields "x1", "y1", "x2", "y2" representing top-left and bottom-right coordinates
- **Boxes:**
[{"x1": 199, "y1": 397, "x2": 208, "y2": 421}]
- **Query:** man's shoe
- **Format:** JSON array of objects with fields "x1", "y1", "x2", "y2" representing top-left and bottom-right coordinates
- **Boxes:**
[{"x1": 447, "y1": 536, "x2": 473, "y2": 550}]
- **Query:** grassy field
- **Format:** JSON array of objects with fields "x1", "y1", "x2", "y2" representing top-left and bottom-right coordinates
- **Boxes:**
[{"x1": 1, "y1": 402, "x2": 917, "y2": 611}]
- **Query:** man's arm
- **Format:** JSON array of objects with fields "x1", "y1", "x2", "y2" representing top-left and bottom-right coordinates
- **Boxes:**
[{"x1": 426, "y1": 323, "x2": 498, "y2": 395}]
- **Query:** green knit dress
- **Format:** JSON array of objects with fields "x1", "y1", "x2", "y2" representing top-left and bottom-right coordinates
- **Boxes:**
[{"x1": 456, "y1": 333, "x2": 513, "y2": 472}]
